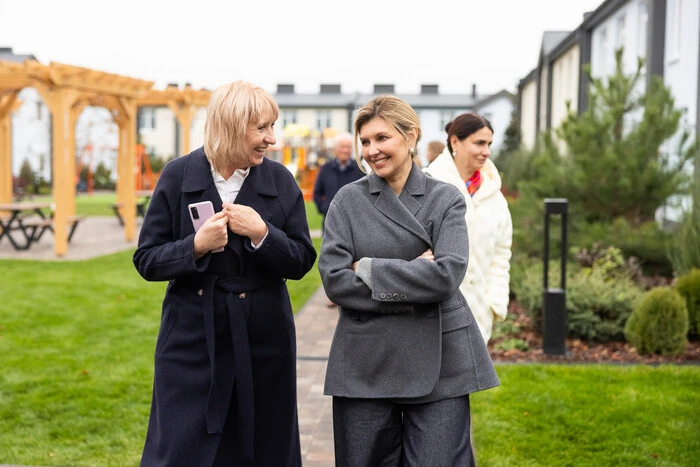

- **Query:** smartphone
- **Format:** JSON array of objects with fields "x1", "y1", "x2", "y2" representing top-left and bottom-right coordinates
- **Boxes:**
[{"x1": 188, "y1": 201, "x2": 224, "y2": 253}]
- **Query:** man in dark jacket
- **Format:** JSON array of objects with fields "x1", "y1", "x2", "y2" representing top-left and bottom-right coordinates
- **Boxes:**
[{"x1": 313, "y1": 132, "x2": 365, "y2": 233}]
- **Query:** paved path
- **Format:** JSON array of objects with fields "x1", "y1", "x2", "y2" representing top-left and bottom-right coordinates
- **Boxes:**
[{"x1": 295, "y1": 287, "x2": 338, "y2": 466}]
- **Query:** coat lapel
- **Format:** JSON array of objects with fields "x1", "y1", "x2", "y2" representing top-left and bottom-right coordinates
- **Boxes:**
[
  {"x1": 181, "y1": 147, "x2": 223, "y2": 209},
  {"x1": 370, "y1": 164, "x2": 432, "y2": 246},
  {"x1": 233, "y1": 158, "x2": 276, "y2": 222}
]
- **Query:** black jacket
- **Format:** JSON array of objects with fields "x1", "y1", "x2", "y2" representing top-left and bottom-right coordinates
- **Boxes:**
[
  {"x1": 133, "y1": 147, "x2": 316, "y2": 466},
  {"x1": 312, "y1": 158, "x2": 365, "y2": 215}
]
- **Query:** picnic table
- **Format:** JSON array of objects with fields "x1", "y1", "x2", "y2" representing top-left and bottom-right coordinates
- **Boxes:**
[
  {"x1": 0, "y1": 202, "x2": 87, "y2": 251},
  {"x1": 112, "y1": 190, "x2": 153, "y2": 226},
  {"x1": 0, "y1": 201, "x2": 53, "y2": 250}
]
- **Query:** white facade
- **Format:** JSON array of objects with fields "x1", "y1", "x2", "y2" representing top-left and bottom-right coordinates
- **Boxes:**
[
  {"x1": 589, "y1": 0, "x2": 650, "y2": 80},
  {"x1": 520, "y1": 79, "x2": 538, "y2": 149},
  {"x1": 660, "y1": 0, "x2": 700, "y2": 220},
  {"x1": 416, "y1": 108, "x2": 468, "y2": 165},
  {"x1": 476, "y1": 94, "x2": 515, "y2": 155},
  {"x1": 550, "y1": 45, "x2": 581, "y2": 132},
  {"x1": 11, "y1": 88, "x2": 50, "y2": 179},
  {"x1": 11, "y1": 88, "x2": 119, "y2": 182},
  {"x1": 138, "y1": 107, "x2": 177, "y2": 159},
  {"x1": 663, "y1": 0, "x2": 698, "y2": 147}
]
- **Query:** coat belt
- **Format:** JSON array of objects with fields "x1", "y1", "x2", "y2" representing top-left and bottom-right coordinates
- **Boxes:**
[{"x1": 201, "y1": 274, "x2": 282, "y2": 461}]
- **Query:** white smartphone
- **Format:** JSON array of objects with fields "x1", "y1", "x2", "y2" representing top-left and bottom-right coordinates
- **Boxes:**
[{"x1": 188, "y1": 201, "x2": 224, "y2": 253}]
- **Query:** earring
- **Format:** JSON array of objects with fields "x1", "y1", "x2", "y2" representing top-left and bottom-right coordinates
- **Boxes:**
[{"x1": 409, "y1": 148, "x2": 415, "y2": 157}]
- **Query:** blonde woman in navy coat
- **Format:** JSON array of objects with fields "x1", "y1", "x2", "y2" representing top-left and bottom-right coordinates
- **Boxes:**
[
  {"x1": 318, "y1": 95, "x2": 499, "y2": 466},
  {"x1": 133, "y1": 81, "x2": 316, "y2": 466}
]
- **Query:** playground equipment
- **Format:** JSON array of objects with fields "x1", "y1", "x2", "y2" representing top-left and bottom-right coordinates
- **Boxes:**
[
  {"x1": 281, "y1": 124, "x2": 340, "y2": 201},
  {"x1": 135, "y1": 144, "x2": 156, "y2": 191}
]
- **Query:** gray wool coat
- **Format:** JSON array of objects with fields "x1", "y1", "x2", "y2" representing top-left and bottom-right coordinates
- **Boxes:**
[{"x1": 319, "y1": 164, "x2": 499, "y2": 402}]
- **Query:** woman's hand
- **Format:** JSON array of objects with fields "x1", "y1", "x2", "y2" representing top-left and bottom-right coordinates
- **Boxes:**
[
  {"x1": 193, "y1": 211, "x2": 229, "y2": 259},
  {"x1": 417, "y1": 248, "x2": 435, "y2": 262},
  {"x1": 222, "y1": 202, "x2": 269, "y2": 245}
]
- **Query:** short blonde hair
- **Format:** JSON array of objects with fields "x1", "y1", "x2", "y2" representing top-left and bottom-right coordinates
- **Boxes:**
[
  {"x1": 203, "y1": 81, "x2": 279, "y2": 174},
  {"x1": 353, "y1": 95, "x2": 422, "y2": 173}
]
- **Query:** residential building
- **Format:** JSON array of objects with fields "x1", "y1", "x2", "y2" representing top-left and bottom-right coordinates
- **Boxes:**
[{"x1": 516, "y1": 0, "x2": 699, "y2": 222}]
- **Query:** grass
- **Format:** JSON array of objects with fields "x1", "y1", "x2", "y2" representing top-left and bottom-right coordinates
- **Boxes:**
[
  {"x1": 2, "y1": 207, "x2": 698, "y2": 466},
  {"x1": 471, "y1": 364, "x2": 700, "y2": 466},
  {"x1": 32, "y1": 192, "x2": 120, "y2": 217}
]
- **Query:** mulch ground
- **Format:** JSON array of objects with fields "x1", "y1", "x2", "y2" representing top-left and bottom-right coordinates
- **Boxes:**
[{"x1": 488, "y1": 301, "x2": 700, "y2": 364}]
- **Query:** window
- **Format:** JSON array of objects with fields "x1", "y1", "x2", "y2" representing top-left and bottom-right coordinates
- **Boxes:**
[
  {"x1": 316, "y1": 110, "x2": 331, "y2": 130},
  {"x1": 439, "y1": 111, "x2": 454, "y2": 131},
  {"x1": 139, "y1": 108, "x2": 156, "y2": 130},
  {"x1": 598, "y1": 28, "x2": 608, "y2": 75},
  {"x1": 639, "y1": 1, "x2": 649, "y2": 71},
  {"x1": 616, "y1": 14, "x2": 626, "y2": 48},
  {"x1": 282, "y1": 110, "x2": 297, "y2": 128},
  {"x1": 668, "y1": 0, "x2": 682, "y2": 60}
]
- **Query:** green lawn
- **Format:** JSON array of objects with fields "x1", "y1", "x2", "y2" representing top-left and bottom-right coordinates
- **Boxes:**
[
  {"x1": 1, "y1": 211, "x2": 698, "y2": 466},
  {"x1": 471, "y1": 364, "x2": 700, "y2": 466}
]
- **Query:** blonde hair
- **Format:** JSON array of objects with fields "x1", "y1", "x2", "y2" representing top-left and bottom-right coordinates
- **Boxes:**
[
  {"x1": 203, "y1": 81, "x2": 279, "y2": 174},
  {"x1": 353, "y1": 94, "x2": 422, "y2": 173}
]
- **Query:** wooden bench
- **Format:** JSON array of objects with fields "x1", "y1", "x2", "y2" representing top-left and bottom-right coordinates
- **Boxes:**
[
  {"x1": 112, "y1": 201, "x2": 147, "y2": 226},
  {"x1": 14, "y1": 217, "x2": 52, "y2": 247},
  {"x1": 29, "y1": 215, "x2": 87, "y2": 243}
]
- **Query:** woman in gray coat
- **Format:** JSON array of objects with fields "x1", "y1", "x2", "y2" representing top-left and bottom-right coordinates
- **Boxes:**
[{"x1": 318, "y1": 95, "x2": 499, "y2": 466}]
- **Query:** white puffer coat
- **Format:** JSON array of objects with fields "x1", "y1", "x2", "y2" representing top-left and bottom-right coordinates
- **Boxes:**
[{"x1": 424, "y1": 149, "x2": 513, "y2": 342}]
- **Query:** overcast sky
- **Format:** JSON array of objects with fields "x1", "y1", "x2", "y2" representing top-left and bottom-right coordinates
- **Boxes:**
[{"x1": 1, "y1": 0, "x2": 604, "y2": 95}]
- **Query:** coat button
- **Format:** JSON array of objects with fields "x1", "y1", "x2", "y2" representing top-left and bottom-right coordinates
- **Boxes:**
[
  {"x1": 393, "y1": 293, "x2": 399, "y2": 300},
  {"x1": 380, "y1": 293, "x2": 386, "y2": 299},
  {"x1": 197, "y1": 289, "x2": 203, "y2": 296},
  {"x1": 239, "y1": 292, "x2": 246, "y2": 299},
  {"x1": 401, "y1": 294, "x2": 407, "y2": 300}
]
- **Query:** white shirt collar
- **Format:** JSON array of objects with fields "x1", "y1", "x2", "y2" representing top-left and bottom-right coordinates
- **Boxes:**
[{"x1": 211, "y1": 166, "x2": 250, "y2": 203}]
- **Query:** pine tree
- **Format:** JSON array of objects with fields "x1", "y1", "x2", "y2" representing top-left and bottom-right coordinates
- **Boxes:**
[{"x1": 557, "y1": 47, "x2": 693, "y2": 226}]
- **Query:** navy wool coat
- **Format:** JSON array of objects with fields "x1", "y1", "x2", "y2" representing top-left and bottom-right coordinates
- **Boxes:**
[{"x1": 133, "y1": 148, "x2": 316, "y2": 466}]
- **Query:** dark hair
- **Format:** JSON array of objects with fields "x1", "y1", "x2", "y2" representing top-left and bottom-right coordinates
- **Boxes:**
[{"x1": 444, "y1": 113, "x2": 493, "y2": 155}]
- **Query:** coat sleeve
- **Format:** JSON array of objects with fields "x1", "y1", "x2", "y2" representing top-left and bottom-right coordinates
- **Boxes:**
[
  {"x1": 368, "y1": 191, "x2": 468, "y2": 303},
  {"x1": 312, "y1": 165, "x2": 327, "y2": 215},
  {"x1": 132, "y1": 163, "x2": 210, "y2": 282},
  {"x1": 319, "y1": 189, "x2": 468, "y2": 311},
  {"x1": 486, "y1": 198, "x2": 513, "y2": 320},
  {"x1": 245, "y1": 184, "x2": 316, "y2": 280},
  {"x1": 319, "y1": 199, "x2": 411, "y2": 313}
]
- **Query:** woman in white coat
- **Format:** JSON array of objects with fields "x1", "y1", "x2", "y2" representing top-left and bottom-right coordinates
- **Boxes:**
[{"x1": 424, "y1": 113, "x2": 513, "y2": 343}]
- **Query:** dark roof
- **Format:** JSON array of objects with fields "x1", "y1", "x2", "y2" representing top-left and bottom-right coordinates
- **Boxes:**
[
  {"x1": 0, "y1": 47, "x2": 36, "y2": 62},
  {"x1": 274, "y1": 92, "x2": 356, "y2": 108},
  {"x1": 472, "y1": 89, "x2": 515, "y2": 109},
  {"x1": 274, "y1": 89, "x2": 511, "y2": 111},
  {"x1": 518, "y1": 68, "x2": 538, "y2": 88},
  {"x1": 541, "y1": 31, "x2": 571, "y2": 57}
]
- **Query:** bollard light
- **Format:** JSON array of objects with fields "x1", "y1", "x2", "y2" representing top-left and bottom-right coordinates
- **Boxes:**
[{"x1": 543, "y1": 198, "x2": 568, "y2": 356}]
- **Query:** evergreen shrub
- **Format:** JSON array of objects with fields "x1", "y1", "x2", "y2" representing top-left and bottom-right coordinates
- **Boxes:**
[
  {"x1": 512, "y1": 258, "x2": 643, "y2": 342},
  {"x1": 624, "y1": 287, "x2": 688, "y2": 356},
  {"x1": 674, "y1": 269, "x2": 700, "y2": 340}
]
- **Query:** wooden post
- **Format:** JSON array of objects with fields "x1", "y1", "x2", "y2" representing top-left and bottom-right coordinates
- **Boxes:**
[
  {"x1": 38, "y1": 87, "x2": 79, "y2": 256},
  {"x1": 114, "y1": 98, "x2": 138, "y2": 242},
  {"x1": 0, "y1": 92, "x2": 18, "y2": 206},
  {"x1": 167, "y1": 102, "x2": 195, "y2": 155}
]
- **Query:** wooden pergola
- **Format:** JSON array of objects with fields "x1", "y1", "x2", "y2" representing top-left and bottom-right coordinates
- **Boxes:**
[
  {"x1": 0, "y1": 60, "x2": 154, "y2": 255},
  {"x1": 137, "y1": 84, "x2": 211, "y2": 155}
]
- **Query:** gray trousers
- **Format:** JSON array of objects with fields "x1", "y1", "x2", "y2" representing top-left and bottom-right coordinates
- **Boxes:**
[{"x1": 332, "y1": 395, "x2": 475, "y2": 467}]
